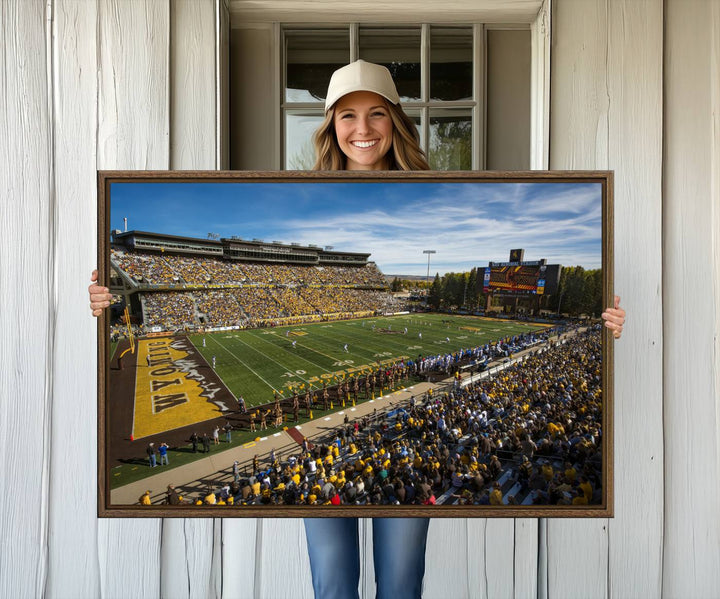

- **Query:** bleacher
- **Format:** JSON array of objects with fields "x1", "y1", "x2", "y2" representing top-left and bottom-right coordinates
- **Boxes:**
[{"x1": 109, "y1": 244, "x2": 396, "y2": 331}]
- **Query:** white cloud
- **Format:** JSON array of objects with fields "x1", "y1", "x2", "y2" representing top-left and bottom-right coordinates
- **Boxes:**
[{"x1": 273, "y1": 185, "x2": 601, "y2": 274}]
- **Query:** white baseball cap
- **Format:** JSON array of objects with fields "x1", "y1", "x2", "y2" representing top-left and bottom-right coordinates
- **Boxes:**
[{"x1": 324, "y1": 60, "x2": 400, "y2": 112}]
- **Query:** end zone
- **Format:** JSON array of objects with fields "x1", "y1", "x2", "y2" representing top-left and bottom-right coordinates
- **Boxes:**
[{"x1": 115, "y1": 336, "x2": 239, "y2": 440}]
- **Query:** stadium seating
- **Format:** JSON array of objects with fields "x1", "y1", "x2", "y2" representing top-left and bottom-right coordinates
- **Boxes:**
[
  {"x1": 169, "y1": 330, "x2": 603, "y2": 508},
  {"x1": 110, "y1": 247, "x2": 395, "y2": 331}
]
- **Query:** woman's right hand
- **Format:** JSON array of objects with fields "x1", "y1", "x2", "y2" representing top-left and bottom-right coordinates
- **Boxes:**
[{"x1": 89, "y1": 269, "x2": 112, "y2": 317}]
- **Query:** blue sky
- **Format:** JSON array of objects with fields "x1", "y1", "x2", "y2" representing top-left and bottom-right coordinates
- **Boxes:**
[{"x1": 110, "y1": 181, "x2": 603, "y2": 276}]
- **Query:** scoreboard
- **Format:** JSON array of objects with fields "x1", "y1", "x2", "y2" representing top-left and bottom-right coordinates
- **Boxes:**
[{"x1": 481, "y1": 259, "x2": 561, "y2": 295}]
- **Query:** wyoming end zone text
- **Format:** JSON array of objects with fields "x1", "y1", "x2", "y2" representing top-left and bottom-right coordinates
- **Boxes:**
[{"x1": 97, "y1": 170, "x2": 614, "y2": 518}]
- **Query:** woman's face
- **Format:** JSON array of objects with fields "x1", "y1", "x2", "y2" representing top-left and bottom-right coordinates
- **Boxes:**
[{"x1": 333, "y1": 90, "x2": 394, "y2": 170}]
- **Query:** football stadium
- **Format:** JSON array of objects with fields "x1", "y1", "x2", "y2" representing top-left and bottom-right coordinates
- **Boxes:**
[{"x1": 106, "y1": 226, "x2": 604, "y2": 510}]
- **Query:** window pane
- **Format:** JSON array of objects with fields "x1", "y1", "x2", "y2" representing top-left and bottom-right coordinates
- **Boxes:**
[
  {"x1": 285, "y1": 112, "x2": 324, "y2": 169},
  {"x1": 286, "y1": 30, "x2": 349, "y2": 103},
  {"x1": 359, "y1": 27, "x2": 421, "y2": 102},
  {"x1": 402, "y1": 109, "x2": 423, "y2": 149},
  {"x1": 486, "y1": 30, "x2": 530, "y2": 169},
  {"x1": 429, "y1": 109, "x2": 472, "y2": 170},
  {"x1": 430, "y1": 27, "x2": 473, "y2": 101}
]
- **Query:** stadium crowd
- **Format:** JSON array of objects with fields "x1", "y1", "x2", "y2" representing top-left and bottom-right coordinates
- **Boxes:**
[
  {"x1": 162, "y1": 327, "x2": 602, "y2": 508},
  {"x1": 111, "y1": 248, "x2": 387, "y2": 288},
  {"x1": 142, "y1": 292, "x2": 196, "y2": 329},
  {"x1": 110, "y1": 247, "x2": 398, "y2": 331}
]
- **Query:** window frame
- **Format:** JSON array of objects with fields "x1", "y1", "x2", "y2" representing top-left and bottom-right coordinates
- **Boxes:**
[
  {"x1": 231, "y1": 1, "x2": 551, "y2": 171},
  {"x1": 281, "y1": 23, "x2": 490, "y2": 170}
]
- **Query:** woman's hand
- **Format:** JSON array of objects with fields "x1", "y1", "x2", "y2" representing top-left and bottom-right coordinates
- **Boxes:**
[
  {"x1": 601, "y1": 295, "x2": 625, "y2": 339},
  {"x1": 89, "y1": 269, "x2": 112, "y2": 317}
]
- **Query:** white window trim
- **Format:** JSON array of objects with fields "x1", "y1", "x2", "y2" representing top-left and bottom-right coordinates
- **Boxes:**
[
  {"x1": 530, "y1": 0, "x2": 551, "y2": 170},
  {"x1": 237, "y1": 3, "x2": 550, "y2": 170},
  {"x1": 228, "y1": 1, "x2": 544, "y2": 25}
]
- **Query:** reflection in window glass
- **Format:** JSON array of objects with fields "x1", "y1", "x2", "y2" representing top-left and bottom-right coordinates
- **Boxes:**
[
  {"x1": 359, "y1": 28, "x2": 421, "y2": 102},
  {"x1": 403, "y1": 110, "x2": 423, "y2": 148},
  {"x1": 430, "y1": 27, "x2": 473, "y2": 101},
  {"x1": 429, "y1": 110, "x2": 472, "y2": 170},
  {"x1": 285, "y1": 112, "x2": 324, "y2": 169},
  {"x1": 285, "y1": 30, "x2": 349, "y2": 103}
]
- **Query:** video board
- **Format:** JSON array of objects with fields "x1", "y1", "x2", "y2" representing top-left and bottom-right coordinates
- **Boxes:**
[{"x1": 481, "y1": 262, "x2": 561, "y2": 295}]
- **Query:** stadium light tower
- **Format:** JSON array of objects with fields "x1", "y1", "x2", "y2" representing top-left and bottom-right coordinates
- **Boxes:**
[{"x1": 423, "y1": 250, "x2": 436, "y2": 284}]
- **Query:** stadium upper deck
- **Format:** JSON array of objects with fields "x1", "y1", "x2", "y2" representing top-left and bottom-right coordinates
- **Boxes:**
[
  {"x1": 112, "y1": 230, "x2": 371, "y2": 266},
  {"x1": 110, "y1": 230, "x2": 385, "y2": 290},
  {"x1": 108, "y1": 230, "x2": 399, "y2": 332}
]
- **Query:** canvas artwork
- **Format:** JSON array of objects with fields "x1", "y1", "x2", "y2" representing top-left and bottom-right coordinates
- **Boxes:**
[{"x1": 97, "y1": 171, "x2": 613, "y2": 517}]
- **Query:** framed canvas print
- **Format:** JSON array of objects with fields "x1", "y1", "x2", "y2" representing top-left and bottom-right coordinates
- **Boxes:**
[{"x1": 97, "y1": 170, "x2": 614, "y2": 518}]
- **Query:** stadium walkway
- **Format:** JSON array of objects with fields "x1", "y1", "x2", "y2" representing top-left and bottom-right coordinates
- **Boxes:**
[{"x1": 111, "y1": 380, "x2": 438, "y2": 505}]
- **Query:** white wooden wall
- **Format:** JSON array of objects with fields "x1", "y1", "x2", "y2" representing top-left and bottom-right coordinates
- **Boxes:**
[{"x1": 1, "y1": 0, "x2": 718, "y2": 597}]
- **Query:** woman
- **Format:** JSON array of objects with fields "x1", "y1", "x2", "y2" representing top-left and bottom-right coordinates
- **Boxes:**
[
  {"x1": 88, "y1": 60, "x2": 626, "y2": 598},
  {"x1": 302, "y1": 61, "x2": 433, "y2": 599},
  {"x1": 311, "y1": 60, "x2": 428, "y2": 172}
]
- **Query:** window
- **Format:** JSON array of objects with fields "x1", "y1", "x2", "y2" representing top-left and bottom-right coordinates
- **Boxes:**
[
  {"x1": 229, "y1": 23, "x2": 531, "y2": 171},
  {"x1": 283, "y1": 25, "x2": 479, "y2": 170}
]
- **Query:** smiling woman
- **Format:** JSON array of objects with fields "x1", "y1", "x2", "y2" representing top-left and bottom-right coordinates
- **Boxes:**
[
  {"x1": 311, "y1": 60, "x2": 429, "y2": 172},
  {"x1": 333, "y1": 91, "x2": 394, "y2": 170}
]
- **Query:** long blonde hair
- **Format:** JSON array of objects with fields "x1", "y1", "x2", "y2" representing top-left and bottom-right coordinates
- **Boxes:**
[{"x1": 312, "y1": 100, "x2": 430, "y2": 171}]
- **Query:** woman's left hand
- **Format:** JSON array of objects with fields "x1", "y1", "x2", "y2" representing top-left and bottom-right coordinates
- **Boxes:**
[{"x1": 601, "y1": 295, "x2": 625, "y2": 339}]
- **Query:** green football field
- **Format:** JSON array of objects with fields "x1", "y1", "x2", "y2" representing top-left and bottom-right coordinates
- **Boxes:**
[{"x1": 188, "y1": 313, "x2": 551, "y2": 408}]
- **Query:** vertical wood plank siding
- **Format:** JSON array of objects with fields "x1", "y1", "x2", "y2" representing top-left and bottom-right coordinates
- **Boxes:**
[
  {"x1": 170, "y1": 0, "x2": 217, "y2": 170},
  {"x1": 663, "y1": 1, "x2": 720, "y2": 596},
  {"x1": 255, "y1": 518, "x2": 314, "y2": 598},
  {"x1": 0, "y1": 1, "x2": 52, "y2": 596},
  {"x1": 424, "y1": 519, "x2": 480, "y2": 599},
  {"x1": 47, "y1": 0, "x2": 101, "y2": 596},
  {"x1": 3, "y1": 1, "x2": 719, "y2": 597},
  {"x1": 549, "y1": 1, "x2": 664, "y2": 597},
  {"x1": 605, "y1": 1, "x2": 664, "y2": 597}
]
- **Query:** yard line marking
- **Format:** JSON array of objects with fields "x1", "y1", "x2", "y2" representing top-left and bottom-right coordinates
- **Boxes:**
[
  {"x1": 206, "y1": 334, "x2": 278, "y2": 392},
  {"x1": 258, "y1": 331, "x2": 332, "y2": 372},
  {"x1": 232, "y1": 336, "x2": 311, "y2": 385},
  {"x1": 293, "y1": 327, "x2": 376, "y2": 360},
  {"x1": 308, "y1": 325, "x2": 384, "y2": 360},
  {"x1": 188, "y1": 337, "x2": 238, "y2": 400}
]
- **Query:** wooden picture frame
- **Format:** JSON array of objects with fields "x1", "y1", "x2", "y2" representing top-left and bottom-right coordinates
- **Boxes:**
[{"x1": 98, "y1": 170, "x2": 613, "y2": 518}]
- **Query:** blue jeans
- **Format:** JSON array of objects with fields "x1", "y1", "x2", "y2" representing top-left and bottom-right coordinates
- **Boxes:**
[{"x1": 303, "y1": 517, "x2": 430, "y2": 599}]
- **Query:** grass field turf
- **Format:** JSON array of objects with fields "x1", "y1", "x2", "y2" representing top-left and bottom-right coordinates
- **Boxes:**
[{"x1": 188, "y1": 313, "x2": 551, "y2": 407}]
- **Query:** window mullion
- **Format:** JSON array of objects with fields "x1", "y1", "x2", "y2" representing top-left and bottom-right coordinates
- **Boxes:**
[
  {"x1": 421, "y1": 24, "x2": 430, "y2": 156},
  {"x1": 350, "y1": 23, "x2": 359, "y2": 61},
  {"x1": 473, "y1": 23, "x2": 485, "y2": 171},
  {"x1": 276, "y1": 23, "x2": 283, "y2": 170}
]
